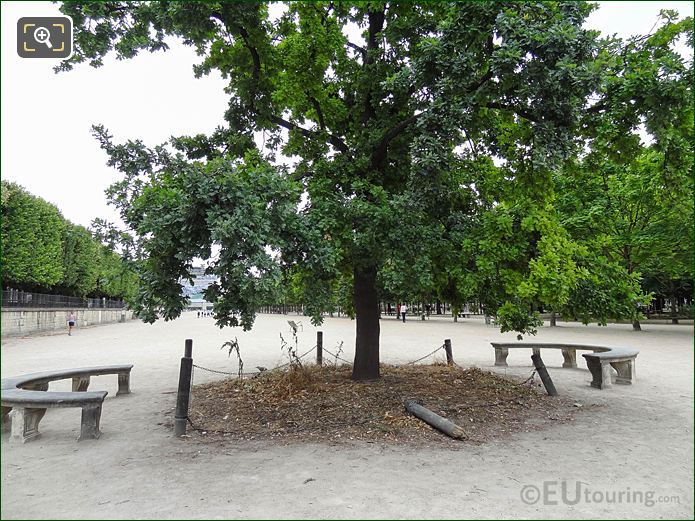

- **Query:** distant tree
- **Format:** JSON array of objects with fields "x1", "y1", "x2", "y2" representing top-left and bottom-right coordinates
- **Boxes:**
[
  {"x1": 58, "y1": 223, "x2": 101, "y2": 297},
  {"x1": 90, "y1": 219, "x2": 140, "y2": 300},
  {"x1": 1, "y1": 181, "x2": 65, "y2": 290},
  {"x1": 555, "y1": 11, "x2": 693, "y2": 329},
  {"x1": 95, "y1": 246, "x2": 138, "y2": 300}
]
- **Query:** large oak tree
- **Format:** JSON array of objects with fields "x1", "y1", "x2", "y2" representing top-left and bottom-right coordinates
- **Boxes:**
[{"x1": 62, "y1": 1, "x2": 623, "y2": 380}]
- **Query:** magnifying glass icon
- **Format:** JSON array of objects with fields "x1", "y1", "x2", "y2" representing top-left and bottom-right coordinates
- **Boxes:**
[{"x1": 33, "y1": 26, "x2": 53, "y2": 49}]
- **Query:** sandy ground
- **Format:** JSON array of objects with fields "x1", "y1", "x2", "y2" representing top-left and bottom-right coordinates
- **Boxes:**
[{"x1": 1, "y1": 312, "x2": 693, "y2": 519}]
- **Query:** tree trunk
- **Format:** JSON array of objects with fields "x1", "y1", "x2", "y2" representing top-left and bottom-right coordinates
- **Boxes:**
[
  {"x1": 632, "y1": 320, "x2": 641, "y2": 331},
  {"x1": 549, "y1": 311, "x2": 557, "y2": 327},
  {"x1": 669, "y1": 283, "x2": 679, "y2": 324},
  {"x1": 352, "y1": 265, "x2": 380, "y2": 381}
]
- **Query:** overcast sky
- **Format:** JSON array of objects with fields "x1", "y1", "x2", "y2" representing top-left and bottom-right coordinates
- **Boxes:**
[{"x1": 2, "y1": 1, "x2": 693, "y2": 229}]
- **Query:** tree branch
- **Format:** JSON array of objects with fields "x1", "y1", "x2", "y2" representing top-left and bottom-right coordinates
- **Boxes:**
[
  {"x1": 270, "y1": 116, "x2": 349, "y2": 154},
  {"x1": 586, "y1": 101, "x2": 608, "y2": 114},
  {"x1": 485, "y1": 102, "x2": 539, "y2": 123},
  {"x1": 212, "y1": 11, "x2": 349, "y2": 155},
  {"x1": 362, "y1": 7, "x2": 386, "y2": 126},
  {"x1": 347, "y1": 41, "x2": 367, "y2": 59},
  {"x1": 370, "y1": 112, "x2": 422, "y2": 169},
  {"x1": 308, "y1": 95, "x2": 326, "y2": 130},
  {"x1": 370, "y1": 68, "x2": 495, "y2": 169}
]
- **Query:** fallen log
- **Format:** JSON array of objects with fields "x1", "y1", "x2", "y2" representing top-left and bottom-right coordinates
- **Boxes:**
[{"x1": 404, "y1": 399, "x2": 466, "y2": 439}]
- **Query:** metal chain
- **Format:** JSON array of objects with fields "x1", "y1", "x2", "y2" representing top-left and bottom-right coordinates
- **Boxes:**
[
  {"x1": 271, "y1": 345, "x2": 317, "y2": 371},
  {"x1": 185, "y1": 348, "x2": 540, "y2": 437},
  {"x1": 192, "y1": 345, "x2": 318, "y2": 378},
  {"x1": 189, "y1": 364, "x2": 194, "y2": 409},
  {"x1": 193, "y1": 343, "x2": 451, "y2": 373},
  {"x1": 321, "y1": 347, "x2": 351, "y2": 364},
  {"x1": 192, "y1": 364, "x2": 249, "y2": 376},
  {"x1": 519, "y1": 369, "x2": 537, "y2": 386},
  {"x1": 405, "y1": 344, "x2": 445, "y2": 365}
]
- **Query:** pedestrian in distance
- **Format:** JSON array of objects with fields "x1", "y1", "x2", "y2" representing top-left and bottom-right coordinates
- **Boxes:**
[
  {"x1": 396, "y1": 302, "x2": 401, "y2": 320},
  {"x1": 67, "y1": 312, "x2": 76, "y2": 336},
  {"x1": 401, "y1": 303, "x2": 408, "y2": 323}
]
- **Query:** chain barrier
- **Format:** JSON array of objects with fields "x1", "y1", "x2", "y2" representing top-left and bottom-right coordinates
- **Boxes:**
[
  {"x1": 519, "y1": 369, "x2": 537, "y2": 386},
  {"x1": 271, "y1": 345, "x2": 317, "y2": 371},
  {"x1": 192, "y1": 363, "x2": 257, "y2": 377},
  {"x1": 192, "y1": 345, "x2": 318, "y2": 379},
  {"x1": 321, "y1": 346, "x2": 352, "y2": 364},
  {"x1": 193, "y1": 342, "x2": 455, "y2": 374},
  {"x1": 405, "y1": 344, "x2": 445, "y2": 365},
  {"x1": 193, "y1": 342, "x2": 461, "y2": 376},
  {"x1": 182, "y1": 341, "x2": 539, "y2": 437}
]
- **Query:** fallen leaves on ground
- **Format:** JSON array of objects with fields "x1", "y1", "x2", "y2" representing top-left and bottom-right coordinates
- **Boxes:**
[{"x1": 187, "y1": 363, "x2": 580, "y2": 446}]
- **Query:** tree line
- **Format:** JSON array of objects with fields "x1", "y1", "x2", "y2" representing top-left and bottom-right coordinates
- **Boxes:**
[
  {"x1": 1, "y1": 181, "x2": 137, "y2": 299},
  {"x1": 59, "y1": 2, "x2": 692, "y2": 380}
]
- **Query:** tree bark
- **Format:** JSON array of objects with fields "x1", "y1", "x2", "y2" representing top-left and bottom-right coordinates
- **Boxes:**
[
  {"x1": 669, "y1": 282, "x2": 679, "y2": 324},
  {"x1": 632, "y1": 320, "x2": 642, "y2": 331},
  {"x1": 352, "y1": 265, "x2": 380, "y2": 381},
  {"x1": 549, "y1": 311, "x2": 557, "y2": 327}
]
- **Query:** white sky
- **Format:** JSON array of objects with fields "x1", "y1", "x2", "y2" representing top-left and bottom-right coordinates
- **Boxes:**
[{"x1": 1, "y1": 1, "x2": 693, "y2": 229}]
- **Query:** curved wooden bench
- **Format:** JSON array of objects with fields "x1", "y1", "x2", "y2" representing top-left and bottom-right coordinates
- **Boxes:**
[
  {"x1": 1, "y1": 365, "x2": 133, "y2": 443},
  {"x1": 490, "y1": 343, "x2": 638, "y2": 390}
]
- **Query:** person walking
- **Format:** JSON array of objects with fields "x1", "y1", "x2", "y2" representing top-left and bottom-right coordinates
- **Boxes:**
[
  {"x1": 67, "y1": 312, "x2": 76, "y2": 336},
  {"x1": 401, "y1": 303, "x2": 408, "y2": 323}
]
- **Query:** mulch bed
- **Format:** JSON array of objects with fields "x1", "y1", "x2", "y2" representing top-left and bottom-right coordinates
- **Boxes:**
[{"x1": 186, "y1": 363, "x2": 583, "y2": 446}]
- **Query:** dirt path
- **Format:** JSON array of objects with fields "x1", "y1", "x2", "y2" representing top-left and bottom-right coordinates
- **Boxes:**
[{"x1": 1, "y1": 313, "x2": 693, "y2": 519}]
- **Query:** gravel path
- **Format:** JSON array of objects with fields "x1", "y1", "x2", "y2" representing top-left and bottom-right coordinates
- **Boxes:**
[{"x1": 1, "y1": 313, "x2": 692, "y2": 519}]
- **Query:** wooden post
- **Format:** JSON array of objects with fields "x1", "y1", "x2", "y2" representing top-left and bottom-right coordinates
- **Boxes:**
[
  {"x1": 444, "y1": 339, "x2": 454, "y2": 366},
  {"x1": 316, "y1": 331, "x2": 323, "y2": 366},
  {"x1": 404, "y1": 400, "x2": 466, "y2": 439},
  {"x1": 531, "y1": 353, "x2": 558, "y2": 396},
  {"x1": 174, "y1": 339, "x2": 193, "y2": 437}
]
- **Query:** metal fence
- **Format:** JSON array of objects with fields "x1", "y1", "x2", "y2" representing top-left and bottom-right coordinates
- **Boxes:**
[{"x1": 1, "y1": 288, "x2": 126, "y2": 309}]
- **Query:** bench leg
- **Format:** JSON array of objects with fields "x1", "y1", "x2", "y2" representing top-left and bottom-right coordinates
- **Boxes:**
[
  {"x1": 561, "y1": 348, "x2": 577, "y2": 368},
  {"x1": 611, "y1": 360, "x2": 635, "y2": 385},
  {"x1": 78, "y1": 404, "x2": 102, "y2": 441},
  {"x1": 72, "y1": 376, "x2": 91, "y2": 392},
  {"x1": 585, "y1": 358, "x2": 612, "y2": 389},
  {"x1": 10, "y1": 407, "x2": 46, "y2": 443},
  {"x1": 494, "y1": 347, "x2": 509, "y2": 367},
  {"x1": 116, "y1": 372, "x2": 131, "y2": 396}
]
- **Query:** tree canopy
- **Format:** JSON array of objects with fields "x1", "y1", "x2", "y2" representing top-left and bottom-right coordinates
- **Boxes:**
[
  {"x1": 2, "y1": 181, "x2": 66, "y2": 290},
  {"x1": 60, "y1": 1, "x2": 693, "y2": 380},
  {"x1": 1, "y1": 181, "x2": 138, "y2": 300}
]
